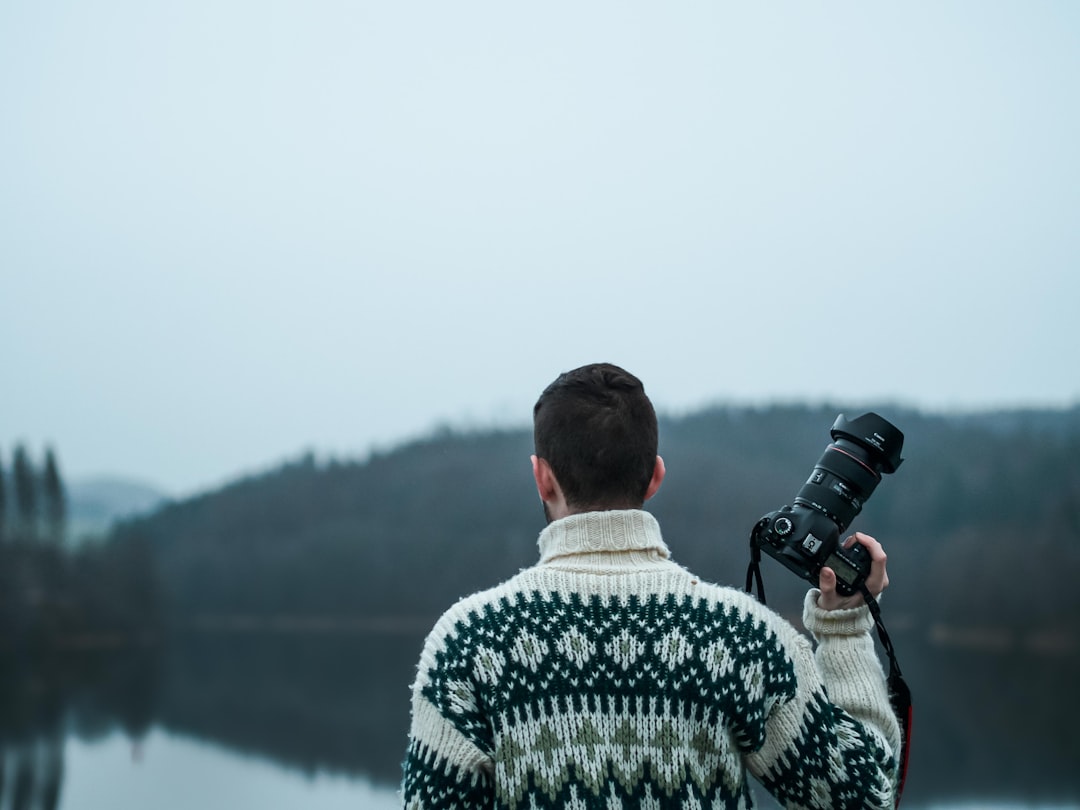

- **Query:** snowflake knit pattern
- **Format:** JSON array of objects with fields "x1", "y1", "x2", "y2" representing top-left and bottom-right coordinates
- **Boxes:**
[{"x1": 402, "y1": 510, "x2": 900, "y2": 809}]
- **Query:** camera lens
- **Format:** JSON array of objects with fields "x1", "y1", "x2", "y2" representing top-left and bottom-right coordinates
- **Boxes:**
[{"x1": 793, "y1": 413, "x2": 904, "y2": 534}]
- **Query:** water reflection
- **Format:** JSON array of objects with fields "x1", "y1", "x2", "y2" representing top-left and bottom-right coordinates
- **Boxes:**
[
  {"x1": 0, "y1": 627, "x2": 1076, "y2": 808},
  {"x1": 0, "y1": 642, "x2": 157, "y2": 810},
  {"x1": 56, "y1": 727, "x2": 400, "y2": 810},
  {"x1": 0, "y1": 629, "x2": 418, "y2": 808},
  {"x1": 0, "y1": 736, "x2": 63, "y2": 810}
]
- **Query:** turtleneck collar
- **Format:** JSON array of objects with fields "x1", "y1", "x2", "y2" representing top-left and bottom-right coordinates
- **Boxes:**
[{"x1": 537, "y1": 509, "x2": 671, "y2": 568}]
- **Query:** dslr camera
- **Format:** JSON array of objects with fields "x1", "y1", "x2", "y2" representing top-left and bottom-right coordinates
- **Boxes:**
[{"x1": 751, "y1": 412, "x2": 904, "y2": 596}]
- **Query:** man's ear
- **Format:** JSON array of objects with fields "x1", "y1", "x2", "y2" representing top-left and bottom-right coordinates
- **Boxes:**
[
  {"x1": 643, "y1": 455, "x2": 666, "y2": 502},
  {"x1": 531, "y1": 455, "x2": 558, "y2": 502}
]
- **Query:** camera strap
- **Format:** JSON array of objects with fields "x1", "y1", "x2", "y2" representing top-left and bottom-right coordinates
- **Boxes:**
[
  {"x1": 860, "y1": 586, "x2": 913, "y2": 809},
  {"x1": 744, "y1": 548, "x2": 912, "y2": 807},
  {"x1": 745, "y1": 541, "x2": 767, "y2": 603}
]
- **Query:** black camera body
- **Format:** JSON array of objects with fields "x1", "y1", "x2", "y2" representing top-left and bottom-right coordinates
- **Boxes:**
[{"x1": 752, "y1": 412, "x2": 904, "y2": 596}]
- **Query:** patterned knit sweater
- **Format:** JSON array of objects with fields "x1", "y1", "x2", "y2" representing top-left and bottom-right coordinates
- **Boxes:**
[{"x1": 402, "y1": 510, "x2": 901, "y2": 809}]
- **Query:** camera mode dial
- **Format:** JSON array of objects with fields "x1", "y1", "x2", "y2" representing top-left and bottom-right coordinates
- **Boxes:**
[{"x1": 773, "y1": 516, "x2": 793, "y2": 537}]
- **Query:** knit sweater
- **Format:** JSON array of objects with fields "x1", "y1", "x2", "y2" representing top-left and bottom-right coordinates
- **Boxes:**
[{"x1": 402, "y1": 510, "x2": 901, "y2": 809}]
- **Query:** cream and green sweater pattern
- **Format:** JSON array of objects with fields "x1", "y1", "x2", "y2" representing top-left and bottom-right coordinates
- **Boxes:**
[{"x1": 402, "y1": 510, "x2": 901, "y2": 809}]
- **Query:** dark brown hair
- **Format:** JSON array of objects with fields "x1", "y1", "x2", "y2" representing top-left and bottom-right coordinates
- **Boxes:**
[{"x1": 533, "y1": 363, "x2": 658, "y2": 510}]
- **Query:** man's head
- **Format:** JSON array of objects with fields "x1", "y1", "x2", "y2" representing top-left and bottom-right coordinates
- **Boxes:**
[{"x1": 532, "y1": 363, "x2": 664, "y2": 519}]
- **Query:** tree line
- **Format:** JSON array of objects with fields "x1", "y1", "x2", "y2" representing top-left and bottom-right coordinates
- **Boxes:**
[
  {"x1": 8, "y1": 403, "x2": 1080, "y2": 643},
  {"x1": 107, "y1": 403, "x2": 1080, "y2": 632}
]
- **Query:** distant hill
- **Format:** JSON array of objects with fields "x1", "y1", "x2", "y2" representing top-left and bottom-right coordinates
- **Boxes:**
[
  {"x1": 107, "y1": 403, "x2": 1080, "y2": 630},
  {"x1": 67, "y1": 476, "x2": 169, "y2": 541}
]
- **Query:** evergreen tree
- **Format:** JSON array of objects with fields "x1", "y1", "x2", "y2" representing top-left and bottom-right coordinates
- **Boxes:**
[
  {"x1": 12, "y1": 444, "x2": 38, "y2": 542},
  {"x1": 0, "y1": 449, "x2": 7, "y2": 542},
  {"x1": 42, "y1": 447, "x2": 67, "y2": 545}
]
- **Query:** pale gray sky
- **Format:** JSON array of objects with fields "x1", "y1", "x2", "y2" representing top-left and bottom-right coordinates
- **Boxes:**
[{"x1": 3, "y1": 1, "x2": 1077, "y2": 496}]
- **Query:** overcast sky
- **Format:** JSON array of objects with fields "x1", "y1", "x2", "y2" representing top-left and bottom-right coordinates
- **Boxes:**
[{"x1": 3, "y1": 2, "x2": 1077, "y2": 496}]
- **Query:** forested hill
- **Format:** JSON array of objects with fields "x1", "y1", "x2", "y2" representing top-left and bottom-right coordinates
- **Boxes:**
[{"x1": 109, "y1": 403, "x2": 1080, "y2": 630}]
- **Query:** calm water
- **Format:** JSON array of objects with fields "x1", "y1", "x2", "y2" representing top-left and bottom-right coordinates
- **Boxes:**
[
  {"x1": 34, "y1": 727, "x2": 1080, "y2": 810},
  {"x1": 43, "y1": 728, "x2": 1077, "y2": 810},
  {"x1": 1, "y1": 627, "x2": 1076, "y2": 809},
  {"x1": 58, "y1": 729, "x2": 399, "y2": 810}
]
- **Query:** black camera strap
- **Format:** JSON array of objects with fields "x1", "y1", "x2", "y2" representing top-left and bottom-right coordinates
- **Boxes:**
[
  {"x1": 745, "y1": 541, "x2": 767, "y2": 603},
  {"x1": 860, "y1": 585, "x2": 913, "y2": 809},
  {"x1": 744, "y1": 551, "x2": 912, "y2": 807}
]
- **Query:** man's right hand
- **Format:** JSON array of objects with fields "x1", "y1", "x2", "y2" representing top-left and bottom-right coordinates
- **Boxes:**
[{"x1": 817, "y1": 531, "x2": 888, "y2": 611}]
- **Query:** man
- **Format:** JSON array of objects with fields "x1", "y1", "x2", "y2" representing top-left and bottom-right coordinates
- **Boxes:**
[{"x1": 402, "y1": 363, "x2": 901, "y2": 809}]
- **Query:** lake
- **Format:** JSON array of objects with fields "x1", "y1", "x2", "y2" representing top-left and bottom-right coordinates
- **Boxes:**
[{"x1": 2, "y1": 626, "x2": 1077, "y2": 809}]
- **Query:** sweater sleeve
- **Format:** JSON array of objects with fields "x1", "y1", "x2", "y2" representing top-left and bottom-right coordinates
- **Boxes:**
[
  {"x1": 743, "y1": 590, "x2": 901, "y2": 809},
  {"x1": 400, "y1": 614, "x2": 496, "y2": 810}
]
